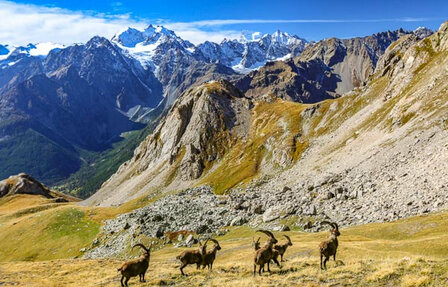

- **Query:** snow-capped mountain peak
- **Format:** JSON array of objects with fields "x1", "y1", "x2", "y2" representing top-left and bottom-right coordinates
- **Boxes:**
[
  {"x1": 110, "y1": 25, "x2": 309, "y2": 74},
  {"x1": 111, "y1": 24, "x2": 195, "y2": 73},
  {"x1": 271, "y1": 29, "x2": 291, "y2": 44},
  {"x1": 112, "y1": 25, "x2": 190, "y2": 48},
  {"x1": 112, "y1": 27, "x2": 146, "y2": 47}
]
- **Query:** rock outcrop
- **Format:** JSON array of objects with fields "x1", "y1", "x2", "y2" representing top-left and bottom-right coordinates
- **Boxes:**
[
  {"x1": 0, "y1": 173, "x2": 78, "y2": 201},
  {"x1": 85, "y1": 187, "x2": 244, "y2": 258},
  {"x1": 84, "y1": 80, "x2": 251, "y2": 206}
]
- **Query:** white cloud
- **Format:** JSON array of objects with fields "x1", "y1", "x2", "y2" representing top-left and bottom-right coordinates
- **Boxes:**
[
  {"x1": 163, "y1": 25, "x2": 241, "y2": 44},
  {"x1": 0, "y1": 0, "x2": 242, "y2": 45},
  {"x1": 0, "y1": 1, "x2": 439, "y2": 46},
  {"x1": 0, "y1": 1, "x2": 145, "y2": 45}
]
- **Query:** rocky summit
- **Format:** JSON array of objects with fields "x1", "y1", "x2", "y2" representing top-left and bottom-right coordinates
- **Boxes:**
[{"x1": 0, "y1": 173, "x2": 77, "y2": 201}]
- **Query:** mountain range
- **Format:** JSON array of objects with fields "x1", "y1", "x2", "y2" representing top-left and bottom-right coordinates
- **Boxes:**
[{"x1": 0, "y1": 24, "x2": 433, "y2": 196}]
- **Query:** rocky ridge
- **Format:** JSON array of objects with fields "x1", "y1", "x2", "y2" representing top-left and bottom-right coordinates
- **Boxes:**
[
  {"x1": 83, "y1": 79, "x2": 251, "y2": 206},
  {"x1": 0, "y1": 25, "x2": 431, "y2": 187},
  {"x1": 235, "y1": 27, "x2": 433, "y2": 103}
]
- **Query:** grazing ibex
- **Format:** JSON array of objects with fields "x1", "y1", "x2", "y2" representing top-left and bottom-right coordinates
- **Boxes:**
[
  {"x1": 273, "y1": 235, "x2": 293, "y2": 262},
  {"x1": 176, "y1": 240, "x2": 208, "y2": 276},
  {"x1": 252, "y1": 236, "x2": 281, "y2": 272},
  {"x1": 319, "y1": 221, "x2": 341, "y2": 270},
  {"x1": 253, "y1": 230, "x2": 279, "y2": 276},
  {"x1": 200, "y1": 238, "x2": 221, "y2": 271},
  {"x1": 117, "y1": 243, "x2": 151, "y2": 287}
]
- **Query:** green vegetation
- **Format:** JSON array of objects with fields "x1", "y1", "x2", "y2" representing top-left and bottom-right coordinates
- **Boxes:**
[
  {"x1": 0, "y1": 127, "x2": 80, "y2": 184},
  {"x1": 54, "y1": 123, "x2": 156, "y2": 199},
  {"x1": 0, "y1": 204, "x2": 100, "y2": 261}
]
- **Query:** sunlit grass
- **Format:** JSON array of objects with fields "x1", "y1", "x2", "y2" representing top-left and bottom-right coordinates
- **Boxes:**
[{"x1": 1, "y1": 194, "x2": 448, "y2": 285}]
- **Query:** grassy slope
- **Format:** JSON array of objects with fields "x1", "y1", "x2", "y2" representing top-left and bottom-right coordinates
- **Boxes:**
[
  {"x1": 0, "y1": 193, "x2": 158, "y2": 262},
  {"x1": 0, "y1": 208, "x2": 448, "y2": 286},
  {"x1": 198, "y1": 100, "x2": 309, "y2": 194}
]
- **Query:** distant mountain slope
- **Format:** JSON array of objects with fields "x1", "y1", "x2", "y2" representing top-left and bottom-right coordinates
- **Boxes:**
[
  {"x1": 235, "y1": 28, "x2": 433, "y2": 103},
  {"x1": 0, "y1": 37, "x2": 159, "y2": 185},
  {"x1": 0, "y1": 30, "x2": 235, "y2": 188}
]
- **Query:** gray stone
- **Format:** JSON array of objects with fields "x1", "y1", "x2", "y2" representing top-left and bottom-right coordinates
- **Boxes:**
[{"x1": 230, "y1": 216, "x2": 246, "y2": 226}]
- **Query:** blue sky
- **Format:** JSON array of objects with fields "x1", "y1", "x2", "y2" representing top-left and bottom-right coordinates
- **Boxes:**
[{"x1": 1, "y1": 0, "x2": 447, "y2": 45}]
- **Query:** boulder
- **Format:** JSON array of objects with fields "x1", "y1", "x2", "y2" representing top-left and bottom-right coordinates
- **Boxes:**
[{"x1": 230, "y1": 216, "x2": 247, "y2": 226}]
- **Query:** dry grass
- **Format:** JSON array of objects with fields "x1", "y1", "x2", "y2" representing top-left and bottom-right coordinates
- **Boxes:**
[
  {"x1": 2, "y1": 197, "x2": 448, "y2": 286},
  {"x1": 199, "y1": 99, "x2": 308, "y2": 194}
]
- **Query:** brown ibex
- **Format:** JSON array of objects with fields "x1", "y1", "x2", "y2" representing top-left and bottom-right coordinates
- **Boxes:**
[
  {"x1": 117, "y1": 243, "x2": 151, "y2": 287},
  {"x1": 253, "y1": 230, "x2": 279, "y2": 276},
  {"x1": 273, "y1": 235, "x2": 293, "y2": 262},
  {"x1": 200, "y1": 238, "x2": 221, "y2": 271},
  {"x1": 318, "y1": 221, "x2": 341, "y2": 270},
  {"x1": 176, "y1": 240, "x2": 208, "y2": 276}
]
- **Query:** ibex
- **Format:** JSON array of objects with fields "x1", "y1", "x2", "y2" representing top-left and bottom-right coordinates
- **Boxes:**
[
  {"x1": 200, "y1": 238, "x2": 221, "y2": 271},
  {"x1": 117, "y1": 243, "x2": 151, "y2": 287},
  {"x1": 176, "y1": 240, "x2": 208, "y2": 276},
  {"x1": 253, "y1": 230, "x2": 279, "y2": 276},
  {"x1": 318, "y1": 221, "x2": 341, "y2": 270},
  {"x1": 273, "y1": 235, "x2": 293, "y2": 262}
]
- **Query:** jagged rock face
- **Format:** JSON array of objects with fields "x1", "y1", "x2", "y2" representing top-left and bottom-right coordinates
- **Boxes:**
[
  {"x1": 134, "y1": 79, "x2": 249, "y2": 180},
  {"x1": 0, "y1": 173, "x2": 53, "y2": 198},
  {"x1": 194, "y1": 30, "x2": 308, "y2": 72},
  {"x1": 234, "y1": 59, "x2": 339, "y2": 102},
  {"x1": 111, "y1": 25, "x2": 197, "y2": 93},
  {"x1": 84, "y1": 80, "x2": 251, "y2": 206},
  {"x1": 235, "y1": 28, "x2": 433, "y2": 102},
  {"x1": 163, "y1": 62, "x2": 239, "y2": 107},
  {"x1": 0, "y1": 36, "x2": 162, "y2": 151},
  {"x1": 44, "y1": 36, "x2": 163, "y2": 113}
]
